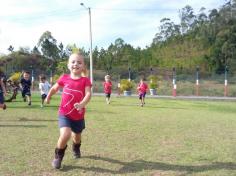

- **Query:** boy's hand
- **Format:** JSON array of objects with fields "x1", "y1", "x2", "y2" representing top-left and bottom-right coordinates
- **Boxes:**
[
  {"x1": 74, "y1": 102, "x2": 84, "y2": 111},
  {"x1": 44, "y1": 97, "x2": 50, "y2": 104}
]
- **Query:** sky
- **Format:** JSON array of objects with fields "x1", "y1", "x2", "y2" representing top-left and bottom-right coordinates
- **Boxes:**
[{"x1": 0, "y1": 0, "x2": 225, "y2": 55}]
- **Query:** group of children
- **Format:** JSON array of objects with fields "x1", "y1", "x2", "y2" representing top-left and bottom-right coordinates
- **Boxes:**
[
  {"x1": 0, "y1": 52, "x2": 149, "y2": 170},
  {"x1": 103, "y1": 74, "x2": 148, "y2": 107},
  {"x1": 21, "y1": 71, "x2": 51, "y2": 107}
]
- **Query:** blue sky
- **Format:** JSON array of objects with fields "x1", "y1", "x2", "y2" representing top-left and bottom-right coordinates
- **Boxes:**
[{"x1": 0, "y1": 0, "x2": 225, "y2": 54}]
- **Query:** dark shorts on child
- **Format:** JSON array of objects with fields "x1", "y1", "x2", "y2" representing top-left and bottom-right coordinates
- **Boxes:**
[
  {"x1": 139, "y1": 92, "x2": 146, "y2": 99},
  {"x1": 41, "y1": 94, "x2": 47, "y2": 100},
  {"x1": 0, "y1": 92, "x2": 4, "y2": 104},
  {"x1": 22, "y1": 89, "x2": 31, "y2": 97},
  {"x1": 58, "y1": 115, "x2": 85, "y2": 133},
  {"x1": 105, "y1": 93, "x2": 111, "y2": 98}
]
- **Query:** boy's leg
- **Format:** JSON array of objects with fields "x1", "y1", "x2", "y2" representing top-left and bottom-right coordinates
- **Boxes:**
[
  {"x1": 106, "y1": 97, "x2": 108, "y2": 104},
  {"x1": 72, "y1": 132, "x2": 82, "y2": 158},
  {"x1": 71, "y1": 119, "x2": 85, "y2": 158},
  {"x1": 41, "y1": 95, "x2": 45, "y2": 107},
  {"x1": 143, "y1": 92, "x2": 146, "y2": 104},
  {"x1": 0, "y1": 94, "x2": 6, "y2": 110},
  {"x1": 52, "y1": 127, "x2": 71, "y2": 169},
  {"x1": 0, "y1": 103, "x2": 7, "y2": 110},
  {"x1": 72, "y1": 132, "x2": 81, "y2": 144},
  {"x1": 57, "y1": 127, "x2": 71, "y2": 148},
  {"x1": 139, "y1": 94, "x2": 143, "y2": 106},
  {"x1": 41, "y1": 98, "x2": 44, "y2": 107},
  {"x1": 108, "y1": 94, "x2": 111, "y2": 104},
  {"x1": 105, "y1": 94, "x2": 111, "y2": 104},
  {"x1": 41, "y1": 94, "x2": 47, "y2": 107},
  {"x1": 27, "y1": 95, "x2": 31, "y2": 105},
  {"x1": 22, "y1": 92, "x2": 26, "y2": 102}
]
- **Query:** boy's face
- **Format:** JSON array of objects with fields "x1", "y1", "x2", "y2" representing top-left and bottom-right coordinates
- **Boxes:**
[
  {"x1": 68, "y1": 54, "x2": 85, "y2": 75},
  {"x1": 23, "y1": 73, "x2": 30, "y2": 80},
  {"x1": 41, "y1": 78, "x2": 45, "y2": 83}
]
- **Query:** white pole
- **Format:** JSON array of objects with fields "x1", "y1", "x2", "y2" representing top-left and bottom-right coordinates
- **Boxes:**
[
  {"x1": 80, "y1": 3, "x2": 93, "y2": 91},
  {"x1": 88, "y1": 7, "x2": 93, "y2": 86}
]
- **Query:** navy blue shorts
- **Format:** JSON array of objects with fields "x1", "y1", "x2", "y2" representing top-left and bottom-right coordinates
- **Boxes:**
[
  {"x1": 22, "y1": 89, "x2": 31, "y2": 97},
  {"x1": 139, "y1": 92, "x2": 146, "y2": 99},
  {"x1": 58, "y1": 115, "x2": 85, "y2": 134},
  {"x1": 0, "y1": 92, "x2": 4, "y2": 104},
  {"x1": 105, "y1": 93, "x2": 111, "y2": 98},
  {"x1": 41, "y1": 94, "x2": 47, "y2": 100}
]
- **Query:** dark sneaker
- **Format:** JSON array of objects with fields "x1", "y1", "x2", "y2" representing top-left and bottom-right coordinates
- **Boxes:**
[
  {"x1": 52, "y1": 157, "x2": 63, "y2": 169},
  {"x1": 23, "y1": 98, "x2": 26, "y2": 102},
  {"x1": 28, "y1": 102, "x2": 31, "y2": 106},
  {"x1": 3, "y1": 104, "x2": 6, "y2": 110},
  {"x1": 72, "y1": 143, "x2": 81, "y2": 158},
  {"x1": 52, "y1": 146, "x2": 67, "y2": 169}
]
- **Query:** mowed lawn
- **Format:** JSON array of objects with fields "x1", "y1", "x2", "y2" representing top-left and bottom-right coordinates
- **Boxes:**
[{"x1": 0, "y1": 94, "x2": 235, "y2": 176}]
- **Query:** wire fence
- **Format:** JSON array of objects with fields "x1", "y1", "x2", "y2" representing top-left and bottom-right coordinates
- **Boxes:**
[
  {"x1": 91, "y1": 70, "x2": 236, "y2": 97},
  {"x1": 7, "y1": 68, "x2": 236, "y2": 97}
]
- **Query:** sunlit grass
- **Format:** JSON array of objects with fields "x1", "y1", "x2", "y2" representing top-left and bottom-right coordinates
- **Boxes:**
[{"x1": 0, "y1": 94, "x2": 235, "y2": 176}]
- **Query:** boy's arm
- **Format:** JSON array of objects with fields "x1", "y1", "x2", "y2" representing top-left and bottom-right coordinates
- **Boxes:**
[
  {"x1": 19, "y1": 80, "x2": 23, "y2": 90},
  {"x1": 38, "y1": 83, "x2": 42, "y2": 91},
  {"x1": 45, "y1": 83, "x2": 60, "y2": 104},
  {"x1": 74, "y1": 86, "x2": 91, "y2": 110}
]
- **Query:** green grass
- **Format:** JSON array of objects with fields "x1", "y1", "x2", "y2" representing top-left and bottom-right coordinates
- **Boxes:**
[{"x1": 0, "y1": 94, "x2": 236, "y2": 176}]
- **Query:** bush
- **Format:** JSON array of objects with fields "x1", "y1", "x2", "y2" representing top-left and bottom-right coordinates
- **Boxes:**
[
  {"x1": 8, "y1": 72, "x2": 22, "y2": 83},
  {"x1": 148, "y1": 75, "x2": 158, "y2": 89},
  {"x1": 120, "y1": 79, "x2": 134, "y2": 91}
]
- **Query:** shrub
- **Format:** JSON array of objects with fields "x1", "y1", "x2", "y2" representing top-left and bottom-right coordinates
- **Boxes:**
[
  {"x1": 148, "y1": 75, "x2": 158, "y2": 89},
  {"x1": 120, "y1": 79, "x2": 134, "y2": 91}
]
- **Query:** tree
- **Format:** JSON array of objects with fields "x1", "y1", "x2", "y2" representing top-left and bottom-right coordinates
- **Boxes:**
[
  {"x1": 37, "y1": 31, "x2": 60, "y2": 60},
  {"x1": 179, "y1": 5, "x2": 196, "y2": 34},
  {"x1": 32, "y1": 46, "x2": 41, "y2": 55},
  {"x1": 8, "y1": 45, "x2": 14, "y2": 52},
  {"x1": 58, "y1": 42, "x2": 66, "y2": 59}
]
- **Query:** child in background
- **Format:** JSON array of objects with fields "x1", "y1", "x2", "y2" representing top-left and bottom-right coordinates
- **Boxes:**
[
  {"x1": 20, "y1": 71, "x2": 32, "y2": 106},
  {"x1": 39, "y1": 74, "x2": 51, "y2": 108},
  {"x1": 103, "y1": 75, "x2": 112, "y2": 104},
  {"x1": 45, "y1": 53, "x2": 92, "y2": 169},
  {"x1": 0, "y1": 70, "x2": 7, "y2": 110},
  {"x1": 137, "y1": 78, "x2": 148, "y2": 107},
  {"x1": 117, "y1": 82, "x2": 121, "y2": 96}
]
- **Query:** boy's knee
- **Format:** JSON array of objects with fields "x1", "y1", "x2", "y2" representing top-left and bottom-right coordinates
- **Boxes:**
[{"x1": 60, "y1": 128, "x2": 72, "y2": 139}]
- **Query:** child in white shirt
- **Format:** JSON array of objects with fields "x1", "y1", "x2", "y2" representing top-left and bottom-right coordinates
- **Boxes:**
[{"x1": 39, "y1": 74, "x2": 51, "y2": 107}]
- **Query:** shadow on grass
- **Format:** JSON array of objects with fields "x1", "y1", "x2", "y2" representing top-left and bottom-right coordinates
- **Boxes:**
[
  {"x1": 0, "y1": 124, "x2": 46, "y2": 128},
  {"x1": 62, "y1": 155, "x2": 236, "y2": 174},
  {"x1": 17, "y1": 117, "x2": 57, "y2": 122},
  {"x1": 111, "y1": 103, "x2": 188, "y2": 110},
  {"x1": 0, "y1": 117, "x2": 57, "y2": 122},
  {"x1": 6, "y1": 105, "x2": 59, "y2": 109}
]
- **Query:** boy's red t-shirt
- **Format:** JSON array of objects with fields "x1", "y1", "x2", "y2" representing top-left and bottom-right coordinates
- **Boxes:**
[
  {"x1": 137, "y1": 83, "x2": 148, "y2": 94},
  {"x1": 103, "y1": 81, "x2": 112, "y2": 94},
  {"x1": 57, "y1": 74, "x2": 92, "y2": 120}
]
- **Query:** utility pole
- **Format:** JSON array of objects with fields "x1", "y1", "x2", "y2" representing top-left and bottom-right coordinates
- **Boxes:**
[{"x1": 80, "y1": 3, "x2": 93, "y2": 87}]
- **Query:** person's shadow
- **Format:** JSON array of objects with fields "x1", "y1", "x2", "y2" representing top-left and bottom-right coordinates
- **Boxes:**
[{"x1": 62, "y1": 155, "x2": 236, "y2": 175}]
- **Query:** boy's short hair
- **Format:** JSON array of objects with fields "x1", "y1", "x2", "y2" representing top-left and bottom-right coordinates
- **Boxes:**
[
  {"x1": 105, "y1": 75, "x2": 110, "y2": 79},
  {"x1": 23, "y1": 71, "x2": 30, "y2": 75},
  {"x1": 39, "y1": 74, "x2": 46, "y2": 80}
]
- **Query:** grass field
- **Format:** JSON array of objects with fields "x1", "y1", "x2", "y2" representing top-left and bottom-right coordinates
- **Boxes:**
[{"x1": 0, "y1": 94, "x2": 235, "y2": 176}]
